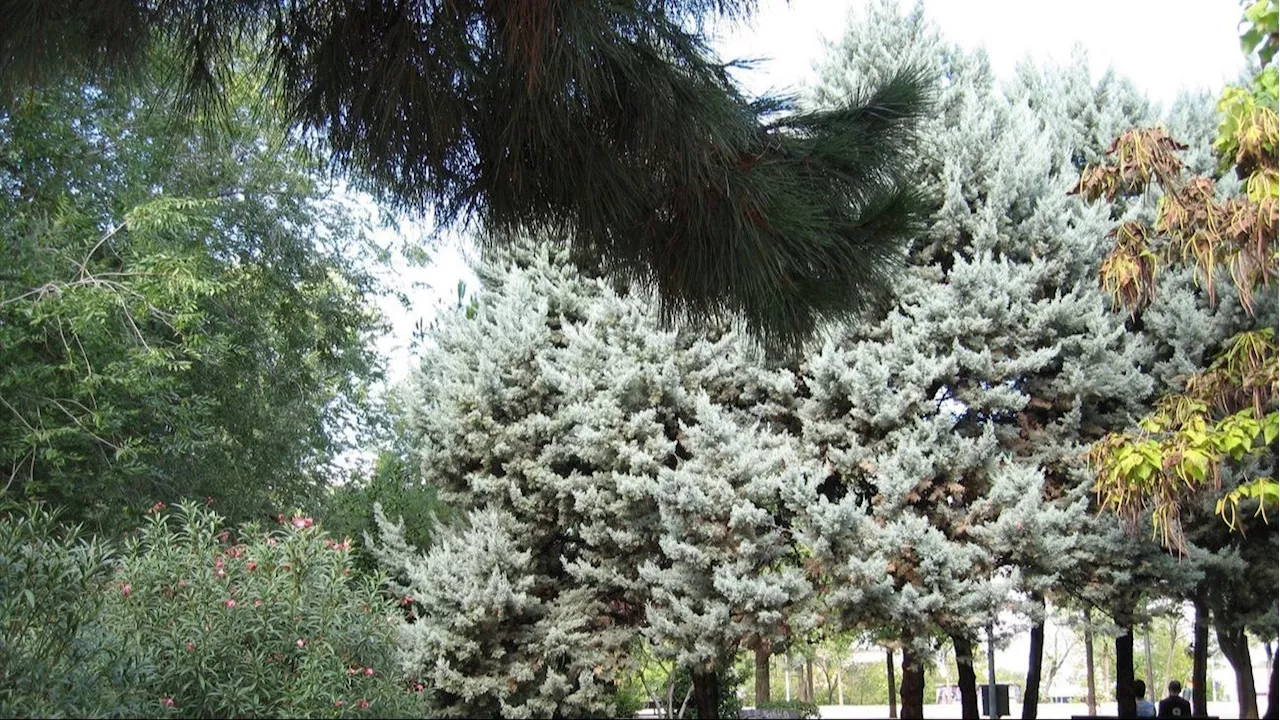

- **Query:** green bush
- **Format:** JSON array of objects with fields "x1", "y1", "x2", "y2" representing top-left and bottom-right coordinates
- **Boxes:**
[
  {"x1": 752, "y1": 699, "x2": 821, "y2": 719},
  {"x1": 0, "y1": 499, "x2": 424, "y2": 718},
  {"x1": 320, "y1": 450, "x2": 449, "y2": 576},
  {"x1": 101, "y1": 502, "x2": 422, "y2": 718},
  {"x1": 0, "y1": 500, "x2": 130, "y2": 718}
]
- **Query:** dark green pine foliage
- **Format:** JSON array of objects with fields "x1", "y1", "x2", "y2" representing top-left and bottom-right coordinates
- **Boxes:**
[{"x1": 1, "y1": 0, "x2": 931, "y2": 347}]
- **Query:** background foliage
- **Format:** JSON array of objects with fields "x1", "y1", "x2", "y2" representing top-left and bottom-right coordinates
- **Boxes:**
[{"x1": 0, "y1": 60, "x2": 385, "y2": 532}]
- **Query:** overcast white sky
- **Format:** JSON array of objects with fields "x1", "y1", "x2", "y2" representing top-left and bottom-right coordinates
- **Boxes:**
[
  {"x1": 376, "y1": 0, "x2": 1249, "y2": 384},
  {"x1": 709, "y1": 0, "x2": 1245, "y2": 103}
]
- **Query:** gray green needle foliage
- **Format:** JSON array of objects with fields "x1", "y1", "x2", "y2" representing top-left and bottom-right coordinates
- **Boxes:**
[
  {"x1": 371, "y1": 241, "x2": 816, "y2": 717},
  {"x1": 801, "y1": 0, "x2": 1164, "y2": 674},
  {"x1": 1, "y1": 0, "x2": 932, "y2": 347}
]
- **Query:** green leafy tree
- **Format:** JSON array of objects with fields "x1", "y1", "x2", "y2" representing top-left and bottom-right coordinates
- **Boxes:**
[
  {"x1": 0, "y1": 0, "x2": 932, "y2": 346},
  {"x1": 0, "y1": 62, "x2": 385, "y2": 531},
  {"x1": 320, "y1": 382, "x2": 451, "y2": 576}
]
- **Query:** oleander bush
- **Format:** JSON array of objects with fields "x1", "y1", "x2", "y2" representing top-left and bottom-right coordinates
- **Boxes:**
[
  {"x1": 0, "y1": 500, "x2": 129, "y2": 718},
  {"x1": 0, "y1": 499, "x2": 423, "y2": 718}
]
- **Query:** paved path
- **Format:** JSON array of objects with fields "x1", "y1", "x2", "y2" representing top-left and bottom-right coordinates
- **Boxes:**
[{"x1": 815, "y1": 700, "x2": 1241, "y2": 718}]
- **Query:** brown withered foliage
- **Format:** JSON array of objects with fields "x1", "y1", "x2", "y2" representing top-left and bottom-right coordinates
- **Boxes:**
[
  {"x1": 1098, "y1": 221, "x2": 1158, "y2": 313},
  {"x1": 1070, "y1": 127, "x2": 1188, "y2": 202}
]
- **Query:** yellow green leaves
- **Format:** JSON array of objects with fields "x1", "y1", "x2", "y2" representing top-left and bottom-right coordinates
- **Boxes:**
[
  {"x1": 1216, "y1": 476, "x2": 1279, "y2": 532},
  {"x1": 1214, "y1": 86, "x2": 1279, "y2": 176},
  {"x1": 1265, "y1": 409, "x2": 1280, "y2": 445},
  {"x1": 1240, "y1": 0, "x2": 1279, "y2": 68},
  {"x1": 1213, "y1": 411, "x2": 1262, "y2": 461},
  {"x1": 1091, "y1": 398, "x2": 1278, "y2": 550}
]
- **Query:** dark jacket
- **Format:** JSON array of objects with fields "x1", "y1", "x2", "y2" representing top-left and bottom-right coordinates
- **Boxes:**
[{"x1": 1158, "y1": 695, "x2": 1193, "y2": 718}]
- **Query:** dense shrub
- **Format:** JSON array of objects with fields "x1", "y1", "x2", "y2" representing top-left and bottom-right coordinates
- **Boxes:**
[
  {"x1": 0, "y1": 500, "x2": 129, "y2": 717},
  {"x1": 0, "y1": 500, "x2": 422, "y2": 718},
  {"x1": 101, "y1": 502, "x2": 421, "y2": 718}
]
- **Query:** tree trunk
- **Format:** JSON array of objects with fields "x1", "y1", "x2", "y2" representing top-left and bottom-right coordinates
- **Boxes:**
[
  {"x1": 755, "y1": 644, "x2": 771, "y2": 705},
  {"x1": 1218, "y1": 624, "x2": 1259, "y2": 719},
  {"x1": 987, "y1": 625, "x2": 999, "y2": 719},
  {"x1": 1263, "y1": 652, "x2": 1278, "y2": 720},
  {"x1": 901, "y1": 645, "x2": 926, "y2": 720},
  {"x1": 837, "y1": 660, "x2": 845, "y2": 706},
  {"x1": 952, "y1": 633, "x2": 980, "y2": 720},
  {"x1": 805, "y1": 655, "x2": 816, "y2": 703},
  {"x1": 1143, "y1": 616, "x2": 1156, "y2": 700},
  {"x1": 1023, "y1": 593, "x2": 1045, "y2": 719},
  {"x1": 1116, "y1": 618, "x2": 1137, "y2": 719},
  {"x1": 820, "y1": 655, "x2": 835, "y2": 703},
  {"x1": 1084, "y1": 608, "x2": 1097, "y2": 717},
  {"x1": 887, "y1": 648, "x2": 898, "y2": 719},
  {"x1": 1162, "y1": 616, "x2": 1180, "y2": 695},
  {"x1": 691, "y1": 668, "x2": 720, "y2": 720},
  {"x1": 1193, "y1": 593, "x2": 1209, "y2": 718}
]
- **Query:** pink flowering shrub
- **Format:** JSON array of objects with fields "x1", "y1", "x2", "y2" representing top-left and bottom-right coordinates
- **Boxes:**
[{"x1": 101, "y1": 502, "x2": 420, "y2": 718}]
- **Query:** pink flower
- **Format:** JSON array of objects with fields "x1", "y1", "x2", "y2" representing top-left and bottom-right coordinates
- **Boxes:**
[
  {"x1": 224, "y1": 598, "x2": 237, "y2": 608},
  {"x1": 347, "y1": 667, "x2": 358, "y2": 676},
  {"x1": 291, "y1": 515, "x2": 315, "y2": 529},
  {"x1": 186, "y1": 642, "x2": 195, "y2": 653},
  {"x1": 215, "y1": 568, "x2": 226, "y2": 578},
  {"x1": 247, "y1": 561, "x2": 258, "y2": 572},
  {"x1": 413, "y1": 683, "x2": 424, "y2": 692},
  {"x1": 266, "y1": 537, "x2": 277, "y2": 547},
  {"x1": 161, "y1": 697, "x2": 175, "y2": 707},
  {"x1": 364, "y1": 667, "x2": 374, "y2": 676},
  {"x1": 400, "y1": 595, "x2": 413, "y2": 607},
  {"x1": 254, "y1": 598, "x2": 263, "y2": 608},
  {"x1": 148, "y1": 501, "x2": 166, "y2": 515},
  {"x1": 120, "y1": 584, "x2": 132, "y2": 598},
  {"x1": 357, "y1": 699, "x2": 370, "y2": 709},
  {"x1": 177, "y1": 581, "x2": 189, "y2": 589},
  {"x1": 334, "y1": 699, "x2": 345, "y2": 708},
  {"x1": 295, "y1": 638, "x2": 306, "y2": 649}
]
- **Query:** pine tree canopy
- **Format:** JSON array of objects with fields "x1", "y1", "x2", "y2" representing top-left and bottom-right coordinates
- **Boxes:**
[{"x1": 1, "y1": 0, "x2": 930, "y2": 346}]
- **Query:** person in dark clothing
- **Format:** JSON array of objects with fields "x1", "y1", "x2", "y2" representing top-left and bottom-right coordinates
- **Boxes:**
[{"x1": 1159, "y1": 680, "x2": 1193, "y2": 718}]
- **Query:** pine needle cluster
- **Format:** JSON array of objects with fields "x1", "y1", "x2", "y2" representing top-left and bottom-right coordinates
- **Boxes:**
[{"x1": 1, "y1": 0, "x2": 931, "y2": 345}]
